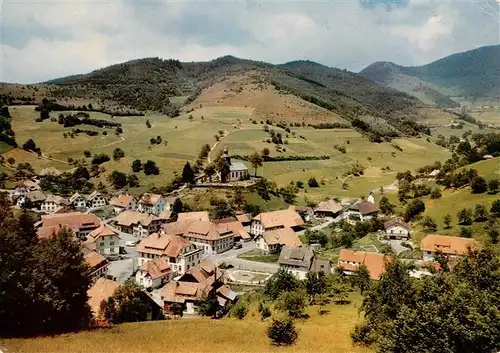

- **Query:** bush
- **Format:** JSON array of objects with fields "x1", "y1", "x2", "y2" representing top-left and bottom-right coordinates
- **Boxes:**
[
  {"x1": 267, "y1": 318, "x2": 298, "y2": 346},
  {"x1": 471, "y1": 176, "x2": 487, "y2": 194},
  {"x1": 260, "y1": 306, "x2": 271, "y2": 321},
  {"x1": 92, "y1": 154, "x2": 110, "y2": 165},
  {"x1": 430, "y1": 188, "x2": 442, "y2": 199},
  {"x1": 404, "y1": 199, "x2": 425, "y2": 222},
  {"x1": 275, "y1": 290, "x2": 307, "y2": 318},
  {"x1": 113, "y1": 148, "x2": 125, "y2": 161},
  {"x1": 230, "y1": 301, "x2": 248, "y2": 320},
  {"x1": 83, "y1": 150, "x2": 91, "y2": 158},
  {"x1": 308, "y1": 177, "x2": 319, "y2": 188}
]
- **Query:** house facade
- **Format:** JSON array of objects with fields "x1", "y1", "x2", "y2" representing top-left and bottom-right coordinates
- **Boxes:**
[
  {"x1": 82, "y1": 245, "x2": 111, "y2": 283},
  {"x1": 344, "y1": 201, "x2": 379, "y2": 223},
  {"x1": 109, "y1": 194, "x2": 137, "y2": 214},
  {"x1": 70, "y1": 193, "x2": 87, "y2": 211},
  {"x1": 250, "y1": 209, "x2": 305, "y2": 237},
  {"x1": 314, "y1": 199, "x2": 343, "y2": 218},
  {"x1": 37, "y1": 212, "x2": 101, "y2": 240},
  {"x1": 40, "y1": 195, "x2": 70, "y2": 213},
  {"x1": 114, "y1": 211, "x2": 163, "y2": 237},
  {"x1": 338, "y1": 249, "x2": 387, "y2": 280},
  {"x1": 138, "y1": 194, "x2": 165, "y2": 215},
  {"x1": 136, "y1": 233, "x2": 203, "y2": 274},
  {"x1": 255, "y1": 227, "x2": 303, "y2": 254},
  {"x1": 181, "y1": 221, "x2": 235, "y2": 255},
  {"x1": 135, "y1": 258, "x2": 173, "y2": 289},
  {"x1": 87, "y1": 191, "x2": 107, "y2": 209},
  {"x1": 420, "y1": 234, "x2": 478, "y2": 262},
  {"x1": 85, "y1": 224, "x2": 120, "y2": 255},
  {"x1": 384, "y1": 218, "x2": 411, "y2": 240},
  {"x1": 16, "y1": 190, "x2": 46, "y2": 209}
]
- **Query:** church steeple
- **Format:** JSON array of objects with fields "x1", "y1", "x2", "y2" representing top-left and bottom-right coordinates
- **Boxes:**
[{"x1": 223, "y1": 147, "x2": 231, "y2": 165}]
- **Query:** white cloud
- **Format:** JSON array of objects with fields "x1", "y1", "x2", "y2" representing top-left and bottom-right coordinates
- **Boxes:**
[{"x1": 0, "y1": 0, "x2": 497, "y2": 83}]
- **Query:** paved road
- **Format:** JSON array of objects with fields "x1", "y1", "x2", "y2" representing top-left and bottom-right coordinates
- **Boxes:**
[
  {"x1": 108, "y1": 258, "x2": 135, "y2": 283},
  {"x1": 380, "y1": 239, "x2": 410, "y2": 255}
]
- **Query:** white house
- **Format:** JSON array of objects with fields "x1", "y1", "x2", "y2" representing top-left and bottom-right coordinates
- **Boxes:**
[
  {"x1": 255, "y1": 227, "x2": 303, "y2": 254},
  {"x1": 138, "y1": 193, "x2": 165, "y2": 215},
  {"x1": 40, "y1": 195, "x2": 70, "y2": 213},
  {"x1": 109, "y1": 194, "x2": 138, "y2": 214},
  {"x1": 16, "y1": 190, "x2": 46, "y2": 208},
  {"x1": 383, "y1": 217, "x2": 411, "y2": 240},
  {"x1": 87, "y1": 191, "x2": 107, "y2": 209},
  {"x1": 85, "y1": 224, "x2": 121, "y2": 255},
  {"x1": 70, "y1": 193, "x2": 87, "y2": 211},
  {"x1": 344, "y1": 201, "x2": 379, "y2": 223},
  {"x1": 136, "y1": 233, "x2": 203, "y2": 274},
  {"x1": 135, "y1": 258, "x2": 173, "y2": 289}
]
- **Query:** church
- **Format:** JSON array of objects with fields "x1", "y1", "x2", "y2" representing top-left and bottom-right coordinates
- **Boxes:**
[{"x1": 222, "y1": 148, "x2": 249, "y2": 182}]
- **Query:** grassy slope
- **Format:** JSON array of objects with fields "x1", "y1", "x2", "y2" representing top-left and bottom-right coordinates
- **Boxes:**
[
  {"x1": 3, "y1": 294, "x2": 371, "y2": 353},
  {"x1": 5, "y1": 105, "x2": 451, "y2": 199}
]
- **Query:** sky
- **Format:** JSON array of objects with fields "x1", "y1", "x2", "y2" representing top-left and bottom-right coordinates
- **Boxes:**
[{"x1": 0, "y1": 0, "x2": 499, "y2": 83}]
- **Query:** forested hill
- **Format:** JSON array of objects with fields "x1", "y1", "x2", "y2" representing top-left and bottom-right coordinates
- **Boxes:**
[{"x1": 360, "y1": 45, "x2": 500, "y2": 105}]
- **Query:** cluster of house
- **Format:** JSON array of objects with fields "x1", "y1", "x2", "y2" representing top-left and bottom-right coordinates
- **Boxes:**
[{"x1": 11, "y1": 180, "x2": 108, "y2": 212}]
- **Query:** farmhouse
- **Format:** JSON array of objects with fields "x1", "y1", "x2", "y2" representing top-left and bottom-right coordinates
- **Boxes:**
[
  {"x1": 138, "y1": 193, "x2": 166, "y2": 215},
  {"x1": 36, "y1": 212, "x2": 101, "y2": 239},
  {"x1": 384, "y1": 217, "x2": 411, "y2": 240},
  {"x1": 288, "y1": 205, "x2": 314, "y2": 222},
  {"x1": 160, "y1": 260, "x2": 236, "y2": 315},
  {"x1": 213, "y1": 217, "x2": 251, "y2": 242},
  {"x1": 338, "y1": 249, "x2": 387, "y2": 280},
  {"x1": 87, "y1": 191, "x2": 107, "y2": 208},
  {"x1": 70, "y1": 193, "x2": 87, "y2": 211},
  {"x1": 109, "y1": 194, "x2": 137, "y2": 214},
  {"x1": 278, "y1": 246, "x2": 331, "y2": 280},
  {"x1": 136, "y1": 233, "x2": 202, "y2": 274},
  {"x1": 314, "y1": 199, "x2": 343, "y2": 218},
  {"x1": 255, "y1": 227, "x2": 303, "y2": 254},
  {"x1": 235, "y1": 212, "x2": 253, "y2": 226},
  {"x1": 15, "y1": 190, "x2": 46, "y2": 208},
  {"x1": 182, "y1": 221, "x2": 235, "y2": 255},
  {"x1": 250, "y1": 209, "x2": 304, "y2": 236},
  {"x1": 344, "y1": 201, "x2": 379, "y2": 222},
  {"x1": 13, "y1": 180, "x2": 40, "y2": 197},
  {"x1": 135, "y1": 258, "x2": 174, "y2": 289},
  {"x1": 84, "y1": 224, "x2": 120, "y2": 255},
  {"x1": 114, "y1": 210, "x2": 163, "y2": 237},
  {"x1": 420, "y1": 234, "x2": 479, "y2": 262},
  {"x1": 222, "y1": 148, "x2": 249, "y2": 182},
  {"x1": 40, "y1": 195, "x2": 70, "y2": 213}
]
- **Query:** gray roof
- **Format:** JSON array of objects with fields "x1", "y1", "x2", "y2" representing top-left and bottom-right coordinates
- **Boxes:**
[
  {"x1": 278, "y1": 246, "x2": 314, "y2": 270},
  {"x1": 311, "y1": 258, "x2": 332, "y2": 274},
  {"x1": 229, "y1": 161, "x2": 248, "y2": 172}
]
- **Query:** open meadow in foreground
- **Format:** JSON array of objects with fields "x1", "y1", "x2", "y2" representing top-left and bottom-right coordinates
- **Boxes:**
[{"x1": 2, "y1": 294, "x2": 371, "y2": 353}]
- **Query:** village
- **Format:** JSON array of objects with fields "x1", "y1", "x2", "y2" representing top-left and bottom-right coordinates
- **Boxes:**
[{"x1": 3, "y1": 159, "x2": 480, "y2": 321}]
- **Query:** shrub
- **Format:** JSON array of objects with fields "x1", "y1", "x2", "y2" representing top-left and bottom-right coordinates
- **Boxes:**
[
  {"x1": 83, "y1": 150, "x2": 91, "y2": 158},
  {"x1": 275, "y1": 290, "x2": 307, "y2": 318},
  {"x1": 230, "y1": 301, "x2": 248, "y2": 320},
  {"x1": 260, "y1": 306, "x2": 271, "y2": 321},
  {"x1": 267, "y1": 318, "x2": 298, "y2": 346},
  {"x1": 308, "y1": 177, "x2": 319, "y2": 188},
  {"x1": 430, "y1": 188, "x2": 442, "y2": 199},
  {"x1": 460, "y1": 227, "x2": 472, "y2": 238},
  {"x1": 471, "y1": 176, "x2": 487, "y2": 194},
  {"x1": 92, "y1": 154, "x2": 110, "y2": 165},
  {"x1": 404, "y1": 199, "x2": 425, "y2": 222}
]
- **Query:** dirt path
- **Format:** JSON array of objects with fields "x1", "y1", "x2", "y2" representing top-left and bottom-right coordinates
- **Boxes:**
[
  {"x1": 208, "y1": 131, "x2": 229, "y2": 164},
  {"x1": 98, "y1": 136, "x2": 125, "y2": 149}
]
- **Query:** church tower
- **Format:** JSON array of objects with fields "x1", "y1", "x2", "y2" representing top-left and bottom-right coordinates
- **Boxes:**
[{"x1": 223, "y1": 147, "x2": 231, "y2": 166}]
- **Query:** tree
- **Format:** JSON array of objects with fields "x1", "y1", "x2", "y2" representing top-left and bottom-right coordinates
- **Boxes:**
[
  {"x1": 261, "y1": 147, "x2": 270, "y2": 161},
  {"x1": 145, "y1": 119, "x2": 151, "y2": 128},
  {"x1": 233, "y1": 186, "x2": 245, "y2": 208},
  {"x1": 168, "y1": 303, "x2": 184, "y2": 317},
  {"x1": 430, "y1": 188, "x2": 442, "y2": 199},
  {"x1": 460, "y1": 227, "x2": 472, "y2": 238},
  {"x1": 172, "y1": 198, "x2": 183, "y2": 214},
  {"x1": 352, "y1": 264, "x2": 371, "y2": 294},
  {"x1": 308, "y1": 177, "x2": 319, "y2": 188},
  {"x1": 443, "y1": 214, "x2": 452, "y2": 229},
  {"x1": 143, "y1": 160, "x2": 159, "y2": 175},
  {"x1": 92, "y1": 154, "x2": 110, "y2": 165},
  {"x1": 379, "y1": 196, "x2": 394, "y2": 214},
  {"x1": 197, "y1": 291, "x2": 220, "y2": 318},
  {"x1": 230, "y1": 301, "x2": 248, "y2": 319},
  {"x1": 304, "y1": 271, "x2": 327, "y2": 303},
  {"x1": 265, "y1": 269, "x2": 299, "y2": 300},
  {"x1": 474, "y1": 204, "x2": 488, "y2": 222},
  {"x1": 199, "y1": 144, "x2": 211, "y2": 159},
  {"x1": 7, "y1": 157, "x2": 15, "y2": 165},
  {"x1": 248, "y1": 152, "x2": 263, "y2": 177},
  {"x1": 131, "y1": 159, "x2": 142, "y2": 173},
  {"x1": 113, "y1": 148, "x2": 125, "y2": 161},
  {"x1": 22, "y1": 138, "x2": 36, "y2": 152},
  {"x1": 489, "y1": 179, "x2": 499, "y2": 194},
  {"x1": 127, "y1": 174, "x2": 139, "y2": 187},
  {"x1": 491, "y1": 200, "x2": 500, "y2": 218},
  {"x1": 304, "y1": 229, "x2": 328, "y2": 247},
  {"x1": 83, "y1": 150, "x2": 91, "y2": 158},
  {"x1": 457, "y1": 208, "x2": 473, "y2": 225},
  {"x1": 275, "y1": 290, "x2": 307, "y2": 318},
  {"x1": 471, "y1": 176, "x2": 488, "y2": 194},
  {"x1": 488, "y1": 229, "x2": 499, "y2": 244},
  {"x1": 204, "y1": 163, "x2": 216, "y2": 182},
  {"x1": 73, "y1": 166, "x2": 90, "y2": 180},
  {"x1": 108, "y1": 171, "x2": 127, "y2": 189},
  {"x1": 267, "y1": 318, "x2": 298, "y2": 346},
  {"x1": 280, "y1": 184, "x2": 299, "y2": 204},
  {"x1": 103, "y1": 281, "x2": 151, "y2": 323},
  {"x1": 182, "y1": 162, "x2": 195, "y2": 184},
  {"x1": 404, "y1": 199, "x2": 425, "y2": 222},
  {"x1": 422, "y1": 216, "x2": 437, "y2": 231}
]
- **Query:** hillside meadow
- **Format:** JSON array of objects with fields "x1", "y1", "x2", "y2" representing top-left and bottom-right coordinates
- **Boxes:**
[
  {"x1": 2, "y1": 294, "x2": 372, "y2": 353},
  {"x1": 5, "y1": 104, "x2": 451, "y2": 199}
]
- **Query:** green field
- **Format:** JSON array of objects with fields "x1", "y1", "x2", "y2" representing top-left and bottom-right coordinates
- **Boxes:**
[
  {"x1": 6, "y1": 105, "x2": 452, "y2": 199},
  {"x1": 237, "y1": 250, "x2": 280, "y2": 263},
  {"x1": 2, "y1": 294, "x2": 371, "y2": 353}
]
